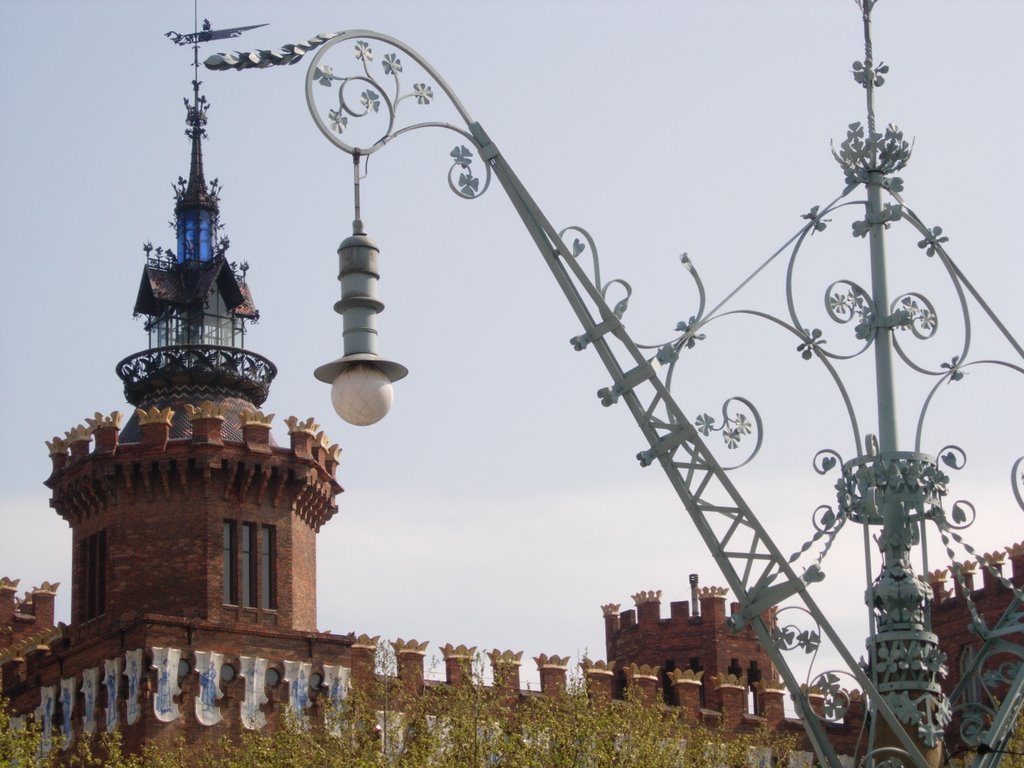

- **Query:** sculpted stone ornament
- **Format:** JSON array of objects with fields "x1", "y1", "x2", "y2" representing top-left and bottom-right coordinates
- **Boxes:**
[
  {"x1": 125, "y1": 649, "x2": 143, "y2": 726},
  {"x1": 60, "y1": 676, "x2": 75, "y2": 750},
  {"x1": 35, "y1": 684, "x2": 56, "y2": 756},
  {"x1": 151, "y1": 647, "x2": 182, "y2": 723},
  {"x1": 103, "y1": 657, "x2": 121, "y2": 732},
  {"x1": 81, "y1": 666, "x2": 99, "y2": 734},
  {"x1": 240, "y1": 656, "x2": 269, "y2": 730},
  {"x1": 195, "y1": 650, "x2": 225, "y2": 726},
  {"x1": 323, "y1": 664, "x2": 351, "y2": 710},
  {"x1": 283, "y1": 660, "x2": 313, "y2": 721},
  {"x1": 284, "y1": 415, "x2": 319, "y2": 435}
]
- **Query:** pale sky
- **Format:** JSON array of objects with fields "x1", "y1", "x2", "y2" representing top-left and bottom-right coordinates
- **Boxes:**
[{"x1": 2, "y1": 1, "x2": 1022, "y2": 692}]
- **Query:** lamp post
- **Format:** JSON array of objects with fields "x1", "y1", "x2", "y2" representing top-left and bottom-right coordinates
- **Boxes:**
[{"x1": 206, "y1": 5, "x2": 1024, "y2": 767}]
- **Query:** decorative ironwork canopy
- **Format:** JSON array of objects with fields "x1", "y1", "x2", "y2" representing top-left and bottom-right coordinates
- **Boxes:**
[{"x1": 206, "y1": 3, "x2": 1024, "y2": 766}]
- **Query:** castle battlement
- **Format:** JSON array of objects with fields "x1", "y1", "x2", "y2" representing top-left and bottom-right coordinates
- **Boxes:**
[
  {"x1": 604, "y1": 581, "x2": 779, "y2": 715},
  {"x1": 0, "y1": 579, "x2": 61, "y2": 652},
  {"x1": 9, "y1": 541, "x2": 1021, "y2": 763},
  {"x1": 927, "y1": 541, "x2": 1024, "y2": 605},
  {"x1": 0, "y1": 629, "x2": 839, "y2": 753}
]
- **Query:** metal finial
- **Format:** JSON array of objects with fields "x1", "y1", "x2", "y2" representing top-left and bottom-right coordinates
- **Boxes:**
[{"x1": 165, "y1": 10, "x2": 267, "y2": 125}]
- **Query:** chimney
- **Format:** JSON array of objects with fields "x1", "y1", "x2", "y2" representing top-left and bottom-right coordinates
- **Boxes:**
[
  {"x1": 981, "y1": 551, "x2": 1007, "y2": 594},
  {"x1": 184, "y1": 401, "x2": 225, "y2": 446},
  {"x1": 534, "y1": 654, "x2": 569, "y2": 695},
  {"x1": 951, "y1": 561, "x2": 977, "y2": 596},
  {"x1": 136, "y1": 407, "x2": 173, "y2": 451},
  {"x1": 349, "y1": 634, "x2": 379, "y2": 687},
  {"x1": 488, "y1": 649, "x2": 523, "y2": 701},
  {"x1": 669, "y1": 668, "x2": 703, "y2": 718},
  {"x1": 391, "y1": 638, "x2": 428, "y2": 696},
  {"x1": 580, "y1": 659, "x2": 616, "y2": 703},
  {"x1": 240, "y1": 410, "x2": 274, "y2": 454},
  {"x1": 601, "y1": 603, "x2": 620, "y2": 650},
  {"x1": 66, "y1": 424, "x2": 93, "y2": 462},
  {"x1": 712, "y1": 673, "x2": 747, "y2": 728},
  {"x1": 632, "y1": 590, "x2": 662, "y2": 628},
  {"x1": 441, "y1": 644, "x2": 476, "y2": 687},
  {"x1": 625, "y1": 663, "x2": 660, "y2": 705},
  {"x1": 30, "y1": 583, "x2": 59, "y2": 627},
  {"x1": 45, "y1": 438, "x2": 68, "y2": 475},
  {"x1": 698, "y1": 586, "x2": 729, "y2": 626},
  {"x1": 755, "y1": 679, "x2": 786, "y2": 726},
  {"x1": 1008, "y1": 542, "x2": 1024, "y2": 589},
  {"x1": 285, "y1": 416, "x2": 318, "y2": 460},
  {"x1": 87, "y1": 411, "x2": 122, "y2": 454},
  {"x1": 0, "y1": 578, "x2": 20, "y2": 629},
  {"x1": 928, "y1": 568, "x2": 949, "y2": 604},
  {"x1": 689, "y1": 573, "x2": 700, "y2": 617}
]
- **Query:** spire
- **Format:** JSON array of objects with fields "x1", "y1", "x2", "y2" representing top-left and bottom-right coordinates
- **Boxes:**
[
  {"x1": 116, "y1": 18, "x2": 274, "y2": 421},
  {"x1": 173, "y1": 68, "x2": 218, "y2": 263},
  {"x1": 179, "y1": 86, "x2": 215, "y2": 211}
]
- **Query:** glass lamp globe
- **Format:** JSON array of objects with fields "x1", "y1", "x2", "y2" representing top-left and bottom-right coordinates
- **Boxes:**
[{"x1": 331, "y1": 364, "x2": 394, "y2": 426}]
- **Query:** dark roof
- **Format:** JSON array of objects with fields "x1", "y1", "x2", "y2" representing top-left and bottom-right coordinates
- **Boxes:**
[{"x1": 133, "y1": 256, "x2": 258, "y2": 319}]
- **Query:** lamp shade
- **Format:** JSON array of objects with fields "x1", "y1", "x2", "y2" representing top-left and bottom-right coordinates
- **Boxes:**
[{"x1": 330, "y1": 364, "x2": 394, "y2": 426}]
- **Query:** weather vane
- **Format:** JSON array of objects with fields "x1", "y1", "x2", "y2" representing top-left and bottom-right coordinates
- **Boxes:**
[
  {"x1": 166, "y1": 15, "x2": 267, "y2": 121},
  {"x1": 165, "y1": 19, "x2": 267, "y2": 48}
]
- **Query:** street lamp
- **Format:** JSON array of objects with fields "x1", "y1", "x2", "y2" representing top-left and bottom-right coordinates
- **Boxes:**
[
  {"x1": 206, "y1": 6, "x2": 1024, "y2": 767},
  {"x1": 312, "y1": 215, "x2": 407, "y2": 426}
]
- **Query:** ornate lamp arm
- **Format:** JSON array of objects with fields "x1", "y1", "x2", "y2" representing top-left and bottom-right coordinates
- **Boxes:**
[{"x1": 206, "y1": 29, "x2": 960, "y2": 768}]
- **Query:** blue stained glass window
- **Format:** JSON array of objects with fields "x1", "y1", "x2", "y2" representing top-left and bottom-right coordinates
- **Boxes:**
[{"x1": 177, "y1": 209, "x2": 213, "y2": 262}]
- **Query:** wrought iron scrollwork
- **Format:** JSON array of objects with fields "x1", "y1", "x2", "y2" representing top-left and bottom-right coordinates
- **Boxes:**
[
  {"x1": 1013, "y1": 457, "x2": 1024, "y2": 513},
  {"x1": 563, "y1": 226, "x2": 763, "y2": 469},
  {"x1": 208, "y1": 31, "x2": 493, "y2": 199},
  {"x1": 771, "y1": 606, "x2": 861, "y2": 724},
  {"x1": 116, "y1": 345, "x2": 277, "y2": 406}
]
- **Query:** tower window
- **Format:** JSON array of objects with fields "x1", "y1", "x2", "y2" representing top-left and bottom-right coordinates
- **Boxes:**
[
  {"x1": 241, "y1": 523, "x2": 257, "y2": 608},
  {"x1": 223, "y1": 521, "x2": 237, "y2": 605},
  {"x1": 81, "y1": 530, "x2": 107, "y2": 620},
  {"x1": 223, "y1": 520, "x2": 275, "y2": 611},
  {"x1": 261, "y1": 525, "x2": 276, "y2": 610}
]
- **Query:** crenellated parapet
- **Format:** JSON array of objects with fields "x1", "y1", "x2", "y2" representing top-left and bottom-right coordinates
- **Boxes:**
[
  {"x1": 922, "y1": 541, "x2": 1024, "y2": 737},
  {"x1": 46, "y1": 409, "x2": 341, "y2": 529},
  {"x1": 603, "y1": 579, "x2": 777, "y2": 721},
  {"x1": 2, "y1": 628, "x2": 352, "y2": 755},
  {"x1": 928, "y1": 542, "x2": 1024, "y2": 604}
]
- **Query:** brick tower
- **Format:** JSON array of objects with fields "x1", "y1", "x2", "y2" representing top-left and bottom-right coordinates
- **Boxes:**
[
  {"x1": 602, "y1": 581, "x2": 778, "y2": 715},
  {"x1": 1, "y1": 75, "x2": 360, "y2": 756}
]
